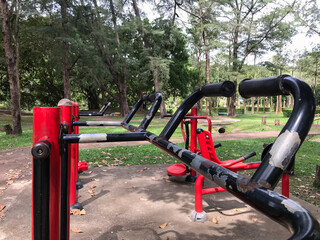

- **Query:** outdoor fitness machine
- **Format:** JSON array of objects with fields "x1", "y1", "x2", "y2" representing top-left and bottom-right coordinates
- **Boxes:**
[
  {"x1": 79, "y1": 101, "x2": 111, "y2": 117},
  {"x1": 32, "y1": 76, "x2": 320, "y2": 240},
  {"x1": 167, "y1": 106, "x2": 291, "y2": 221}
]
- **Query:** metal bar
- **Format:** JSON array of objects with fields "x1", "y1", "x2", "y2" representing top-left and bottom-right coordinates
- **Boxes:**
[
  {"x1": 60, "y1": 125, "x2": 70, "y2": 240},
  {"x1": 73, "y1": 120, "x2": 122, "y2": 127},
  {"x1": 139, "y1": 92, "x2": 162, "y2": 129},
  {"x1": 58, "y1": 99, "x2": 73, "y2": 240},
  {"x1": 145, "y1": 133, "x2": 320, "y2": 239},
  {"x1": 63, "y1": 132, "x2": 147, "y2": 143},
  {"x1": 240, "y1": 76, "x2": 316, "y2": 189},
  {"x1": 79, "y1": 102, "x2": 111, "y2": 117},
  {"x1": 123, "y1": 98, "x2": 143, "y2": 124},
  {"x1": 32, "y1": 140, "x2": 51, "y2": 240},
  {"x1": 160, "y1": 81, "x2": 235, "y2": 140},
  {"x1": 32, "y1": 107, "x2": 61, "y2": 240}
]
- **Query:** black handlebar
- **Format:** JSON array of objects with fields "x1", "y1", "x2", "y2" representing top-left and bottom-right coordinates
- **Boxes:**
[
  {"x1": 160, "y1": 81, "x2": 236, "y2": 140},
  {"x1": 141, "y1": 93, "x2": 157, "y2": 102},
  {"x1": 123, "y1": 92, "x2": 162, "y2": 129},
  {"x1": 239, "y1": 75, "x2": 290, "y2": 98},
  {"x1": 244, "y1": 75, "x2": 315, "y2": 189},
  {"x1": 201, "y1": 81, "x2": 235, "y2": 97},
  {"x1": 79, "y1": 101, "x2": 111, "y2": 117},
  {"x1": 243, "y1": 151, "x2": 256, "y2": 160}
]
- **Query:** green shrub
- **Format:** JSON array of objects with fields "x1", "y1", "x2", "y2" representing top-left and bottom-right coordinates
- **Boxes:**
[
  {"x1": 283, "y1": 107, "x2": 320, "y2": 117},
  {"x1": 235, "y1": 108, "x2": 244, "y2": 114},
  {"x1": 282, "y1": 108, "x2": 292, "y2": 117},
  {"x1": 213, "y1": 107, "x2": 227, "y2": 114},
  {"x1": 246, "y1": 106, "x2": 271, "y2": 112}
]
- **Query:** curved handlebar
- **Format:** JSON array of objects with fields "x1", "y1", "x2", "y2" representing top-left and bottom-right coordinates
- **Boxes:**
[
  {"x1": 201, "y1": 81, "x2": 235, "y2": 97},
  {"x1": 160, "y1": 81, "x2": 235, "y2": 140},
  {"x1": 123, "y1": 92, "x2": 162, "y2": 128},
  {"x1": 242, "y1": 75, "x2": 316, "y2": 190},
  {"x1": 142, "y1": 93, "x2": 157, "y2": 102},
  {"x1": 239, "y1": 75, "x2": 290, "y2": 98}
]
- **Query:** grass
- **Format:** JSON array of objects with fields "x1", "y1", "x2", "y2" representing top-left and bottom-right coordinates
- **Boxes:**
[{"x1": 223, "y1": 112, "x2": 290, "y2": 133}]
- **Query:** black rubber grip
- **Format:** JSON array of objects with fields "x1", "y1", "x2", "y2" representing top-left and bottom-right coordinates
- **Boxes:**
[
  {"x1": 201, "y1": 81, "x2": 235, "y2": 97},
  {"x1": 142, "y1": 93, "x2": 156, "y2": 102},
  {"x1": 214, "y1": 143, "x2": 222, "y2": 148},
  {"x1": 243, "y1": 151, "x2": 256, "y2": 160},
  {"x1": 239, "y1": 75, "x2": 290, "y2": 98}
]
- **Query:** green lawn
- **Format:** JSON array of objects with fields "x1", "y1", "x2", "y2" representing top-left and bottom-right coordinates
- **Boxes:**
[{"x1": 223, "y1": 112, "x2": 290, "y2": 132}]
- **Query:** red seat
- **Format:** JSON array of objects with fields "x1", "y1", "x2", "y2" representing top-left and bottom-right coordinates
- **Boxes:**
[{"x1": 167, "y1": 164, "x2": 187, "y2": 176}]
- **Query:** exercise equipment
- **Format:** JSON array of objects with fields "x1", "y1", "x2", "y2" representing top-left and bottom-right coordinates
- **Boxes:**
[{"x1": 32, "y1": 76, "x2": 320, "y2": 240}]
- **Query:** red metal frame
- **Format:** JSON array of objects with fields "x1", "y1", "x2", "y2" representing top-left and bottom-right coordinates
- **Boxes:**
[
  {"x1": 32, "y1": 107, "x2": 61, "y2": 240},
  {"x1": 194, "y1": 129, "x2": 261, "y2": 213},
  {"x1": 168, "y1": 107, "x2": 290, "y2": 215},
  {"x1": 70, "y1": 102, "x2": 78, "y2": 208},
  {"x1": 167, "y1": 108, "x2": 212, "y2": 177}
]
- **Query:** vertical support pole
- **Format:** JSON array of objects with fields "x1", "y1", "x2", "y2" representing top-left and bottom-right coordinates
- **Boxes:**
[
  {"x1": 282, "y1": 173, "x2": 289, "y2": 198},
  {"x1": 32, "y1": 107, "x2": 61, "y2": 240},
  {"x1": 58, "y1": 99, "x2": 73, "y2": 240},
  {"x1": 71, "y1": 102, "x2": 83, "y2": 209},
  {"x1": 189, "y1": 107, "x2": 197, "y2": 177}
]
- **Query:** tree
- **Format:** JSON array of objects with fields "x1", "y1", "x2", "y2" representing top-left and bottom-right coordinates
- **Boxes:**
[
  {"x1": 0, "y1": 0, "x2": 22, "y2": 134},
  {"x1": 300, "y1": 0, "x2": 320, "y2": 36},
  {"x1": 210, "y1": 0, "x2": 297, "y2": 115}
]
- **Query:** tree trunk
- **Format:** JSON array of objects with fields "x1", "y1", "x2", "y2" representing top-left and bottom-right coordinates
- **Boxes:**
[
  {"x1": 0, "y1": 0, "x2": 22, "y2": 134},
  {"x1": 132, "y1": 0, "x2": 166, "y2": 116},
  {"x1": 200, "y1": 1, "x2": 212, "y2": 116},
  {"x1": 276, "y1": 96, "x2": 279, "y2": 115},
  {"x1": 110, "y1": 0, "x2": 129, "y2": 116},
  {"x1": 59, "y1": 0, "x2": 71, "y2": 99},
  {"x1": 228, "y1": 80, "x2": 237, "y2": 116},
  {"x1": 251, "y1": 97, "x2": 255, "y2": 114}
]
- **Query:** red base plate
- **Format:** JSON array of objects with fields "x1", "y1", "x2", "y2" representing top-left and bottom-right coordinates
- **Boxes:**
[{"x1": 167, "y1": 164, "x2": 187, "y2": 176}]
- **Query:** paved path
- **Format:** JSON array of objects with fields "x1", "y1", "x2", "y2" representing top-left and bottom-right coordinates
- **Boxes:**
[
  {"x1": 1, "y1": 130, "x2": 320, "y2": 239},
  {"x1": 2, "y1": 164, "x2": 320, "y2": 240}
]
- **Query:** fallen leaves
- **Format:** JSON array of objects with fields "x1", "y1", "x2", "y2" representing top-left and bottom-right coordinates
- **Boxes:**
[
  {"x1": 70, "y1": 209, "x2": 86, "y2": 215},
  {"x1": 163, "y1": 178, "x2": 171, "y2": 183},
  {"x1": 0, "y1": 205, "x2": 6, "y2": 220},
  {"x1": 88, "y1": 189, "x2": 96, "y2": 197},
  {"x1": 0, "y1": 205, "x2": 5, "y2": 212},
  {"x1": 71, "y1": 227, "x2": 83, "y2": 233},
  {"x1": 159, "y1": 223, "x2": 168, "y2": 229},
  {"x1": 211, "y1": 217, "x2": 218, "y2": 224}
]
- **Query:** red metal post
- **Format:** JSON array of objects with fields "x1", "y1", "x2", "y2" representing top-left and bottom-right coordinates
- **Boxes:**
[
  {"x1": 70, "y1": 102, "x2": 77, "y2": 208},
  {"x1": 194, "y1": 174, "x2": 205, "y2": 213},
  {"x1": 32, "y1": 107, "x2": 61, "y2": 240},
  {"x1": 189, "y1": 108, "x2": 197, "y2": 177},
  {"x1": 282, "y1": 173, "x2": 290, "y2": 198}
]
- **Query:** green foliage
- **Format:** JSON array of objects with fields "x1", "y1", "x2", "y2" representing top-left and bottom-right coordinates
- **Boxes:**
[
  {"x1": 282, "y1": 108, "x2": 293, "y2": 117},
  {"x1": 246, "y1": 107, "x2": 271, "y2": 112}
]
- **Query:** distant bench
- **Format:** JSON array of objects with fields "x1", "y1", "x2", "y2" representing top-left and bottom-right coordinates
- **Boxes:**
[
  {"x1": 105, "y1": 112, "x2": 120, "y2": 116},
  {"x1": 218, "y1": 112, "x2": 228, "y2": 116}
]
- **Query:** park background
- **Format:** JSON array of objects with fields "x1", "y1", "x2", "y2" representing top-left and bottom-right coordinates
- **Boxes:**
[{"x1": 1, "y1": 0, "x2": 320, "y2": 210}]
